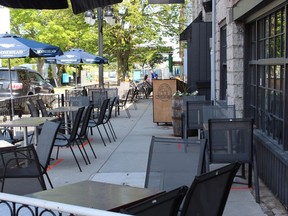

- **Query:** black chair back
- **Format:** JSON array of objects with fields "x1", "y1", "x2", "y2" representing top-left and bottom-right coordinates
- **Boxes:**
[
  {"x1": 78, "y1": 105, "x2": 94, "y2": 137},
  {"x1": 35, "y1": 120, "x2": 61, "y2": 188},
  {"x1": 180, "y1": 162, "x2": 241, "y2": 216},
  {"x1": 91, "y1": 90, "x2": 108, "y2": 109},
  {"x1": 26, "y1": 99, "x2": 39, "y2": 117},
  {"x1": 70, "y1": 96, "x2": 90, "y2": 107},
  {"x1": 208, "y1": 118, "x2": 253, "y2": 163},
  {"x1": 207, "y1": 118, "x2": 260, "y2": 203},
  {"x1": 36, "y1": 121, "x2": 62, "y2": 171},
  {"x1": 69, "y1": 107, "x2": 85, "y2": 141},
  {"x1": 106, "y1": 96, "x2": 117, "y2": 122},
  {"x1": 0, "y1": 145, "x2": 45, "y2": 194},
  {"x1": 96, "y1": 99, "x2": 110, "y2": 125},
  {"x1": 36, "y1": 98, "x2": 49, "y2": 117},
  {"x1": 121, "y1": 185, "x2": 188, "y2": 216},
  {"x1": 145, "y1": 136, "x2": 206, "y2": 191}
]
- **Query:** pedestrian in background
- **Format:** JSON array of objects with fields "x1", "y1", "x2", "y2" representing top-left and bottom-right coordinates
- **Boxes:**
[{"x1": 150, "y1": 70, "x2": 158, "y2": 79}]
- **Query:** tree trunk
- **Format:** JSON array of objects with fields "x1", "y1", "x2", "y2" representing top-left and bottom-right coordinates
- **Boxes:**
[{"x1": 117, "y1": 51, "x2": 130, "y2": 82}]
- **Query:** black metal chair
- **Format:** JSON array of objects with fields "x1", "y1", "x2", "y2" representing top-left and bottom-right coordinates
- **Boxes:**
[
  {"x1": 26, "y1": 98, "x2": 40, "y2": 117},
  {"x1": 129, "y1": 87, "x2": 138, "y2": 110},
  {"x1": 180, "y1": 162, "x2": 241, "y2": 216},
  {"x1": 117, "y1": 89, "x2": 131, "y2": 118},
  {"x1": 103, "y1": 96, "x2": 118, "y2": 141},
  {"x1": 90, "y1": 89, "x2": 108, "y2": 111},
  {"x1": 35, "y1": 120, "x2": 62, "y2": 188},
  {"x1": 88, "y1": 98, "x2": 111, "y2": 146},
  {"x1": 77, "y1": 105, "x2": 97, "y2": 162},
  {"x1": 36, "y1": 98, "x2": 49, "y2": 117},
  {"x1": 0, "y1": 145, "x2": 46, "y2": 195},
  {"x1": 70, "y1": 96, "x2": 90, "y2": 107},
  {"x1": 183, "y1": 100, "x2": 212, "y2": 139},
  {"x1": 54, "y1": 107, "x2": 88, "y2": 172},
  {"x1": 145, "y1": 136, "x2": 206, "y2": 191},
  {"x1": 120, "y1": 185, "x2": 188, "y2": 216},
  {"x1": 202, "y1": 104, "x2": 236, "y2": 125},
  {"x1": 207, "y1": 118, "x2": 260, "y2": 203}
]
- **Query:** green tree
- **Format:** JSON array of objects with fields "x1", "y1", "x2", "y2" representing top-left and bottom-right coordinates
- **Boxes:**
[
  {"x1": 9, "y1": 0, "x2": 182, "y2": 84},
  {"x1": 104, "y1": 0, "x2": 181, "y2": 81},
  {"x1": 9, "y1": 7, "x2": 94, "y2": 84}
]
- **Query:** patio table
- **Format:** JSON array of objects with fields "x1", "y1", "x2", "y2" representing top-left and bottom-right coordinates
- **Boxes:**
[
  {"x1": 27, "y1": 180, "x2": 163, "y2": 212},
  {"x1": 0, "y1": 117, "x2": 58, "y2": 146},
  {"x1": 50, "y1": 106, "x2": 82, "y2": 134}
]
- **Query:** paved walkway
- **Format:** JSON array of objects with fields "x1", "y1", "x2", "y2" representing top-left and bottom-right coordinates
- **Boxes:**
[{"x1": 47, "y1": 98, "x2": 285, "y2": 215}]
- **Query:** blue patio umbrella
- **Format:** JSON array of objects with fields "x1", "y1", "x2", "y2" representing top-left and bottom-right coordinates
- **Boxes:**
[
  {"x1": 0, "y1": 33, "x2": 63, "y2": 118},
  {"x1": 47, "y1": 48, "x2": 108, "y2": 86},
  {"x1": 55, "y1": 48, "x2": 108, "y2": 65}
]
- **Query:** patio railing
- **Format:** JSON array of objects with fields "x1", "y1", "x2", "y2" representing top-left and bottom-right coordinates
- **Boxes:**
[
  {"x1": 0, "y1": 192, "x2": 130, "y2": 216},
  {"x1": 0, "y1": 94, "x2": 60, "y2": 120}
]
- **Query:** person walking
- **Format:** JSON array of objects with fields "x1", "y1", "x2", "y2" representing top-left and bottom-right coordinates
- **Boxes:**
[{"x1": 150, "y1": 70, "x2": 158, "y2": 79}]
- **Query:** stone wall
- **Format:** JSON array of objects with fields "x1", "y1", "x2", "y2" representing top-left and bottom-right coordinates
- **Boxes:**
[{"x1": 215, "y1": 0, "x2": 245, "y2": 117}]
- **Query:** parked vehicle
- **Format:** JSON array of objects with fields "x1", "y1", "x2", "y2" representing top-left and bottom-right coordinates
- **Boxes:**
[{"x1": 0, "y1": 67, "x2": 54, "y2": 98}]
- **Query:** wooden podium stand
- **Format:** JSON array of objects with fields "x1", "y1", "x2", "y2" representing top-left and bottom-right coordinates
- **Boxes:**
[{"x1": 153, "y1": 79, "x2": 184, "y2": 124}]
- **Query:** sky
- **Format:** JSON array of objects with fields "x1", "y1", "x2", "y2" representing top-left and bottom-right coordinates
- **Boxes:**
[{"x1": 0, "y1": 6, "x2": 10, "y2": 34}]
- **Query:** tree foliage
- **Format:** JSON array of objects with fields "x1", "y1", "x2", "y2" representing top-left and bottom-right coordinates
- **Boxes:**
[{"x1": 8, "y1": 0, "x2": 182, "y2": 82}]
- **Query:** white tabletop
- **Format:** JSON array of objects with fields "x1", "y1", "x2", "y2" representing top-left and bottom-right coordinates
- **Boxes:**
[
  {"x1": 50, "y1": 106, "x2": 82, "y2": 113},
  {"x1": 0, "y1": 117, "x2": 58, "y2": 127}
]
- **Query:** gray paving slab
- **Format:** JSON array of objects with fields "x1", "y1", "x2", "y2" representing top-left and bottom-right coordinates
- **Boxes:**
[{"x1": 45, "y1": 98, "x2": 268, "y2": 215}]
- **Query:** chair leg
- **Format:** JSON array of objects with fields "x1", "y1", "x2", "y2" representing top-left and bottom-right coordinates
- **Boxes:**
[
  {"x1": 56, "y1": 147, "x2": 60, "y2": 159},
  {"x1": 69, "y1": 146, "x2": 82, "y2": 172},
  {"x1": 108, "y1": 120, "x2": 117, "y2": 139},
  {"x1": 102, "y1": 124, "x2": 112, "y2": 143},
  {"x1": 97, "y1": 126, "x2": 106, "y2": 146},
  {"x1": 44, "y1": 172, "x2": 54, "y2": 188},
  {"x1": 125, "y1": 107, "x2": 131, "y2": 118},
  {"x1": 78, "y1": 137, "x2": 94, "y2": 162},
  {"x1": 1, "y1": 178, "x2": 5, "y2": 192},
  {"x1": 75, "y1": 140, "x2": 90, "y2": 165},
  {"x1": 107, "y1": 121, "x2": 116, "y2": 141},
  {"x1": 253, "y1": 148, "x2": 260, "y2": 203},
  {"x1": 38, "y1": 175, "x2": 47, "y2": 190},
  {"x1": 84, "y1": 134, "x2": 97, "y2": 158}
]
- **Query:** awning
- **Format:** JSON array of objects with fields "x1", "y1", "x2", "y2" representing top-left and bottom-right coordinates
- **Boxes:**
[
  {"x1": 0, "y1": 0, "x2": 122, "y2": 14},
  {"x1": 180, "y1": 12, "x2": 203, "y2": 41}
]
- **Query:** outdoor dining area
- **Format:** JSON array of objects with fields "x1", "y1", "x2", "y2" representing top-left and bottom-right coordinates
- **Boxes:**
[{"x1": 0, "y1": 82, "x2": 269, "y2": 216}]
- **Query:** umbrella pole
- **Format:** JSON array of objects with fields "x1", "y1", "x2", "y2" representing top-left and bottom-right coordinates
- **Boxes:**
[
  {"x1": 75, "y1": 66, "x2": 77, "y2": 88},
  {"x1": 8, "y1": 59, "x2": 14, "y2": 120}
]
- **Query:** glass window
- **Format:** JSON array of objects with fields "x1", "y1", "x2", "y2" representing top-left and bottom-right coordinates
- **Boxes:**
[{"x1": 246, "y1": 6, "x2": 286, "y2": 148}]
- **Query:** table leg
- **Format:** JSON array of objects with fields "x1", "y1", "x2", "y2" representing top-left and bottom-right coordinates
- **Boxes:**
[
  {"x1": 23, "y1": 127, "x2": 28, "y2": 147},
  {"x1": 34, "y1": 127, "x2": 39, "y2": 144},
  {"x1": 64, "y1": 113, "x2": 68, "y2": 135}
]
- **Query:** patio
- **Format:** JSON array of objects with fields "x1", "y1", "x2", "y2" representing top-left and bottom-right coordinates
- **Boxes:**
[{"x1": 0, "y1": 96, "x2": 284, "y2": 215}]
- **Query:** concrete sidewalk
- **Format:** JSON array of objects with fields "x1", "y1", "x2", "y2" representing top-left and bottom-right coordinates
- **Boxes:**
[{"x1": 48, "y1": 98, "x2": 268, "y2": 215}]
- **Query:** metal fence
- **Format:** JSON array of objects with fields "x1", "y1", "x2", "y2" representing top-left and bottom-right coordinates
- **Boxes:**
[
  {"x1": 0, "y1": 192, "x2": 129, "y2": 216},
  {"x1": 254, "y1": 130, "x2": 288, "y2": 209},
  {"x1": 0, "y1": 94, "x2": 60, "y2": 121}
]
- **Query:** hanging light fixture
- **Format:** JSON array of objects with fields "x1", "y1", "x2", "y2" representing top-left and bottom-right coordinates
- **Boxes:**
[
  {"x1": 104, "y1": 5, "x2": 116, "y2": 25},
  {"x1": 84, "y1": 10, "x2": 96, "y2": 25}
]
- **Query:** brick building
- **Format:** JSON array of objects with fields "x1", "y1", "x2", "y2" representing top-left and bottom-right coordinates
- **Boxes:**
[{"x1": 183, "y1": 0, "x2": 288, "y2": 209}]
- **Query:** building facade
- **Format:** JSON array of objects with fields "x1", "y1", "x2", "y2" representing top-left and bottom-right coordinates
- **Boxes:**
[{"x1": 188, "y1": 0, "x2": 288, "y2": 209}]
